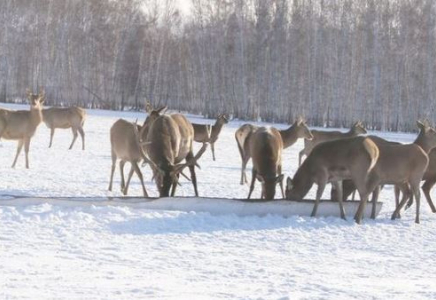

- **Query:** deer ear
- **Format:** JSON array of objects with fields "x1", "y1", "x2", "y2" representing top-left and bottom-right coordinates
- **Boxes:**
[
  {"x1": 256, "y1": 174, "x2": 265, "y2": 183},
  {"x1": 417, "y1": 120, "x2": 427, "y2": 132},
  {"x1": 145, "y1": 101, "x2": 152, "y2": 113},
  {"x1": 26, "y1": 89, "x2": 32, "y2": 97},
  {"x1": 156, "y1": 105, "x2": 168, "y2": 115}
]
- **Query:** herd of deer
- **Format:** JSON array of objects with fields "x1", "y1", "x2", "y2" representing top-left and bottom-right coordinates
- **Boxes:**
[{"x1": 2, "y1": 90, "x2": 436, "y2": 225}]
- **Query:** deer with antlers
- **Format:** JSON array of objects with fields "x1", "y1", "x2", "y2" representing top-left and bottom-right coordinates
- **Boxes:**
[
  {"x1": 298, "y1": 121, "x2": 367, "y2": 166},
  {"x1": 192, "y1": 114, "x2": 229, "y2": 161},
  {"x1": 235, "y1": 118, "x2": 313, "y2": 185},
  {"x1": 0, "y1": 89, "x2": 45, "y2": 168},
  {"x1": 247, "y1": 127, "x2": 284, "y2": 200},
  {"x1": 42, "y1": 106, "x2": 86, "y2": 150},
  {"x1": 285, "y1": 136, "x2": 380, "y2": 223}
]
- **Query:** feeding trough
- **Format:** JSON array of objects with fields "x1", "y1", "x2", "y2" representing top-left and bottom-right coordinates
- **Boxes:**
[{"x1": 0, "y1": 195, "x2": 383, "y2": 219}]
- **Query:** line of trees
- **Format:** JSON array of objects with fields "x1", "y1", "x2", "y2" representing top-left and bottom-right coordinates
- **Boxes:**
[{"x1": 0, "y1": 0, "x2": 435, "y2": 131}]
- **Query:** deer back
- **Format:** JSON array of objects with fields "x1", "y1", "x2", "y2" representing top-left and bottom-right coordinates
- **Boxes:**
[
  {"x1": 110, "y1": 119, "x2": 143, "y2": 162},
  {"x1": 287, "y1": 136, "x2": 378, "y2": 200}
]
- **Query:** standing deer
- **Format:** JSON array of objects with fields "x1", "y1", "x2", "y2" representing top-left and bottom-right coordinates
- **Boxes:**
[
  {"x1": 42, "y1": 106, "x2": 86, "y2": 150},
  {"x1": 247, "y1": 127, "x2": 284, "y2": 200},
  {"x1": 192, "y1": 114, "x2": 229, "y2": 161},
  {"x1": 108, "y1": 119, "x2": 152, "y2": 197},
  {"x1": 298, "y1": 121, "x2": 367, "y2": 166},
  {"x1": 285, "y1": 136, "x2": 379, "y2": 223},
  {"x1": 329, "y1": 123, "x2": 436, "y2": 224},
  {"x1": 0, "y1": 89, "x2": 45, "y2": 168},
  {"x1": 142, "y1": 108, "x2": 208, "y2": 197},
  {"x1": 236, "y1": 118, "x2": 313, "y2": 185}
]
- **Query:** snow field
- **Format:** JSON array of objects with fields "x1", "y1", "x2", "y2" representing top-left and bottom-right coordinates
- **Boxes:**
[{"x1": 0, "y1": 103, "x2": 435, "y2": 299}]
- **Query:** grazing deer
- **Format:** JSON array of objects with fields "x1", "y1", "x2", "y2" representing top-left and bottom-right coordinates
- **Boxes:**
[
  {"x1": 285, "y1": 136, "x2": 379, "y2": 223},
  {"x1": 0, "y1": 89, "x2": 45, "y2": 168},
  {"x1": 298, "y1": 121, "x2": 367, "y2": 166},
  {"x1": 247, "y1": 127, "x2": 284, "y2": 200},
  {"x1": 142, "y1": 108, "x2": 208, "y2": 197},
  {"x1": 108, "y1": 119, "x2": 151, "y2": 197},
  {"x1": 42, "y1": 106, "x2": 86, "y2": 150},
  {"x1": 192, "y1": 114, "x2": 229, "y2": 161},
  {"x1": 236, "y1": 118, "x2": 313, "y2": 185}
]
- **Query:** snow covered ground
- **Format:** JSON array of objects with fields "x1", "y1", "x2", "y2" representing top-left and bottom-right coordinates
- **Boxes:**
[{"x1": 0, "y1": 103, "x2": 435, "y2": 299}]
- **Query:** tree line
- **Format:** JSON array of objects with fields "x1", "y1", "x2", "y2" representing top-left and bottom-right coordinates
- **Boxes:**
[{"x1": 0, "y1": 0, "x2": 435, "y2": 131}]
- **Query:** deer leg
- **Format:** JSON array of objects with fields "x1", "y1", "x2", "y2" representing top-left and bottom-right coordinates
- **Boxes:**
[
  {"x1": 170, "y1": 174, "x2": 180, "y2": 197},
  {"x1": 370, "y1": 186, "x2": 380, "y2": 219},
  {"x1": 24, "y1": 138, "x2": 31, "y2": 169},
  {"x1": 69, "y1": 128, "x2": 78, "y2": 150},
  {"x1": 278, "y1": 165, "x2": 285, "y2": 199},
  {"x1": 211, "y1": 142, "x2": 216, "y2": 161},
  {"x1": 78, "y1": 126, "x2": 85, "y2": 150},
  {"x1": 332, "y1": 181, "x2": 346, "y2": 220},
  {"x1": 298, "y1": 149, "x2": 305, "y2": 166},
  {"x1": 132, "y1": 162, "x2": 148, "y2": 197},
  {"x1": 247, "y1": 169, "x2": 257, "y2": 199},
  {"x1": 189, "y1": 164, "x2": 198, "y2": 196},
  {"x1": 108, "y1": 152, "x2": 116, "y2": 192},
  {"x1": 49, "y1": 128, "x2": 55, "y2": 148},
  {"x1": 119, "y1": 161, "x2": 126, "y2": 191},
  {"x1": 391, "y1": 184, "x2": 413, "y2": 221},
  {"x1": 123, "y1": 165, "x2": 135, "y2": 196},
  {"x1": 11, "y1": 140, "x2": 24, "y2": 168},
  {"x1": 311, "y1": 181, "x2": 326, "y2": 217},
  {"x1": 422, "y1": 177, "x2": 436, "y2": 213},
  {"x1": 394, "y1": 185, "x2": 401, "y2": 209},
  {"x1": 412, "y1": 182, "x2": 421, "y2": 224},
  {"x1": 241, "y1": 155, "x2": 250, "y2": 185}
]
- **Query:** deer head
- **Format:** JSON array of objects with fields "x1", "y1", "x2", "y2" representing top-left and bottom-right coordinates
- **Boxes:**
[
  {"x1": 257, "y1": 174, "x2": 284, "y2": 200},
  {"x1": 294, "y1": 118, "x2": 313, "y2": 140},
  {"x1": 351, "y1": 121, "x2": 367, "y2": 135}
]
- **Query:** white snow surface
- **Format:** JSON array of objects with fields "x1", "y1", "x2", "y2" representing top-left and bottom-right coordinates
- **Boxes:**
[{"x1": 0, "y1": 103, "x2": 435, "y2": 299}]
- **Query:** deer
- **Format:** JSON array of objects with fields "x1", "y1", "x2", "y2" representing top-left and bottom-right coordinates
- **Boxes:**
[
  {"x1": 298, "y1": 121, "x2": 367, "y2": 166},
  {"x1": 285, "y1": 136, "x2": 380, "y2": 224},
  {"x1": 329, "y1": 123, "x2": 436, "y2": 224},
  {"x1": 393, "y1": 148, "x2": 436, "y2": 214},
  {"x1": 192, "y1": 114, "x2": 229, "y2": 161},
  {"x1": 247, "y1": 127, "x2": 284, "y2": 200},
  {"x1": 42, "y1": 106, "x2": 86, "y2": 150},
  {"x1": 0, "y1": 89, "x2": 45, "y2": 169},
  {"x1": 108, "y1": 119, "x2": 153, "y2": 197},
  {"x1": 236, "y1": 118, "x2": 313, "y2": 185},
  {"x1": 141, "y1": 107, "x2": 208, "y2": 197}
]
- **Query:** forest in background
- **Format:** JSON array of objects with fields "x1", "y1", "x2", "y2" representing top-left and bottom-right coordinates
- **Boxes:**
[{"x1": 0, "y1": 0, "x2": 435, "y2": 131}]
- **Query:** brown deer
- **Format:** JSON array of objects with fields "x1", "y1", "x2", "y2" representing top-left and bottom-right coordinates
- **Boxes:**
[
  {"x1": 192, "y1": 114, "x2": 229, "y2": 161},
  {"x1": 298, "y1": 121, "x2": 367, "y2": 166},
  {"x1": 247, "y1": 127, "x2": 284, "y2": 200},
  {"x1": 395, "y1": 149, "x2": 436, "y2": 214},
  {"x1": 142, "y1": 109, "x2": 208, "y2": 197},
  {"x1": 108, "y1": 119, "x2": 153, "y2": 197},
  {"x1": 0, "y1": 89, "x2": 45, "y2": 168},
  {"x1": 236, "y1": 118, "x2": 313, "y2": 185},
  {"x1": 330, "y1": 123, "x2": 436, "y2": 224},
  {"x1": 285, "y1": 136, "x2": 379, "y2": 223},
  {"x1": 42, "y1": 106, "x2": 86, "y2": 150}
]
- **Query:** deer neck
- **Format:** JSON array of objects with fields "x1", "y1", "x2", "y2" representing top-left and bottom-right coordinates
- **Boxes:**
[
  {"x1": 30, "y1": 107, "x2": 43, "y2": 127},
  {"x1": 345, "y1": 128, "x2": 357, "y2": 137},
  {"x1": 279, "y1": 124, "x2": 299, "y2": 148},
  {"x1": 414, "y1": 133, "x2": 436, "y2": 154}
]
